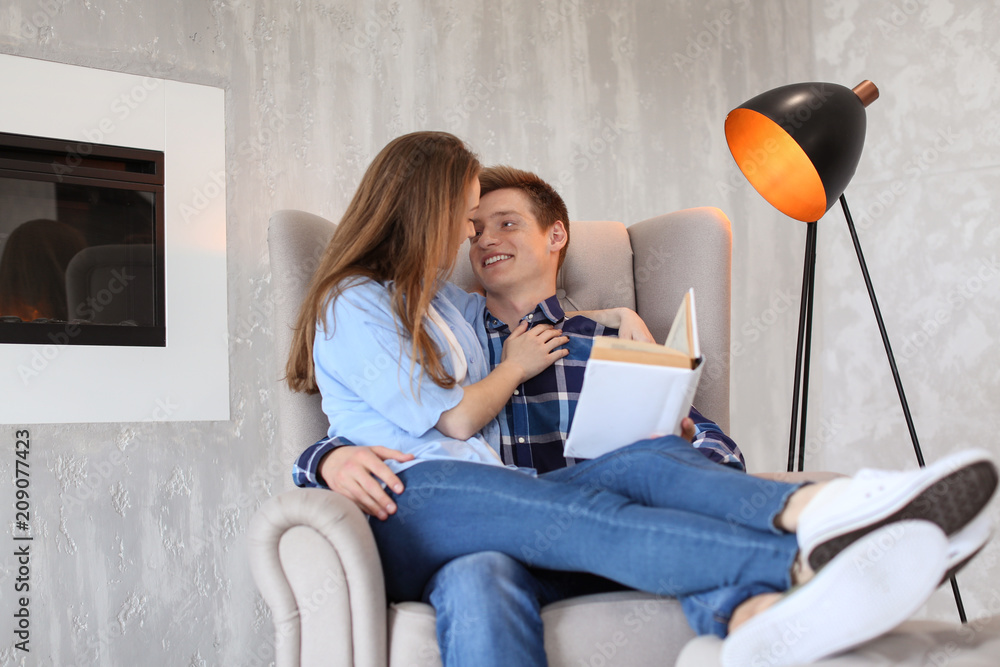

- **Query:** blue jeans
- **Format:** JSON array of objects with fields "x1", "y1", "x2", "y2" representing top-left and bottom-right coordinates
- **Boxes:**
[
  {"x1": 370, "y1": 437, "x2": 801, "y2": 658},
  {"x1": 425, "y1": 554, "x2": 779, "y2": 667},
  {"x1": 425, "y1": 553, "x2": 622, "y2": 667}
]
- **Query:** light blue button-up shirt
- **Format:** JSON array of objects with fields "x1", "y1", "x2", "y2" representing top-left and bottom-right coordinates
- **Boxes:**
[{"x1": 312, "y1": 278, "x2": 502, "y2": 475}]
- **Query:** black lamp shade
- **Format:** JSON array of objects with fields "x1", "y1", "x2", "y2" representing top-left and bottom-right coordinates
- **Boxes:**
[{"x1": 725, "y1": 82, "x2": 872, "y2": 222}]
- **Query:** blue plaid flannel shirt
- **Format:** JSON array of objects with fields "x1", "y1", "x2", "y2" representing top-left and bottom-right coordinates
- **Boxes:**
[{"x1": 293, "y1": 295, "x2": 745, "y2": 488}]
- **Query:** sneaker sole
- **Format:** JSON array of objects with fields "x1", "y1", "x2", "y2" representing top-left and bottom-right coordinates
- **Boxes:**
[
  {"x1": 942, "y1": 544, "x2": 986, "y2": 586},
  {"x1": 722, "y1": 521, "x2": 947, "y2": 667},
  {"x1": 940, "y1": 513, "x2": 993, "y2": 585},
  {"x1": 809, "y1": 456, "x2": 997, "y2": 572}
]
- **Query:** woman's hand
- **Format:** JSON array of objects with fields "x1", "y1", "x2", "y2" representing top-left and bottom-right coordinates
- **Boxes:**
[
  {"x1": 500, "y1": 321, "x2": 570, "y2": 381},
  {"x1": 318, "y1": 446, "x2": 415, "y2": 520},
  {"x1": 436, "y1": 321, "x2": 568, "y2": 441}
]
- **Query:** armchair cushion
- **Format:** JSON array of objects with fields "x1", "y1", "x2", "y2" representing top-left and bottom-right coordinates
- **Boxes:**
[{"x1": 387, "y1": 592, "x2": 694, "y2": 667}]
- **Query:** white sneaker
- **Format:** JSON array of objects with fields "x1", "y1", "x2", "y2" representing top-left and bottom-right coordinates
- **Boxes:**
[
  {"x1": 942, "y1": 512, "x2": 993, "y2": 584},
  {"x1": 797, "y1": 449, "x2": 997, "y2": 571},
  {"x1": 721, "y1": 520, "x2": 948, "y2": 667}
]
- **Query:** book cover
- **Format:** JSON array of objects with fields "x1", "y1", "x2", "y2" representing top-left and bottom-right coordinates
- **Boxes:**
[{"x1": 563, "y1": 289, "x2": 702, "y2": 459}]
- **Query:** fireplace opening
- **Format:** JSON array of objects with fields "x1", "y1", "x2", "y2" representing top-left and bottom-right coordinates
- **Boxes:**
[{"x1": 0, "y1": 132, "x2": 165, "y2": 346}]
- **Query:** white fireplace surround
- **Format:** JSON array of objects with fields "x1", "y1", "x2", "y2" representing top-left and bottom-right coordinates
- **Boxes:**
[{"x1": 0, "y1": 54, "x2": 229, "y2": 423}]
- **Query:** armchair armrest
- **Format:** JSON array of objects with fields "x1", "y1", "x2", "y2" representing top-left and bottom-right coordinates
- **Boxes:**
[{"x1": 249, "y1": 488, "x2": 388, "y2": 667}]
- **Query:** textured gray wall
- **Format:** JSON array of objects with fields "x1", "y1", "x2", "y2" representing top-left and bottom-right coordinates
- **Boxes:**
[{"x1": 0, "y1": 1, "x2": 997, "y2": 664}]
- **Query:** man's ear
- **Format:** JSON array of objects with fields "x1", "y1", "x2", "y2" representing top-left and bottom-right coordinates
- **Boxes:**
[{"x1": 548, "y1": 221, "x2": 568, "y2": 254}]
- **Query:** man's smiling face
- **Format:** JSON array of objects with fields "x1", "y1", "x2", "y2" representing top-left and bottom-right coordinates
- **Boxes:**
[{"x1": 469, "y1": 188, "x2": 565, "y2": 296}]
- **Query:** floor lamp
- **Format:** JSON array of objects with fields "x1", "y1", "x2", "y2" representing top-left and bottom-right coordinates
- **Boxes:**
[{"x1": 724, "y1": 80, "x2": 968, "y2": 622}]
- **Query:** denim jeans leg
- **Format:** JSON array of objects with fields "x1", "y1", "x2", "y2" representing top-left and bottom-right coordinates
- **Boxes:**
[
  {"x1": 425, "y1": 554, "x2": 627, "y2": 666},
  {"x1": 540, "y1": 439, "x2": 803, "y2": 637},
  {"x1": 424, "y1": 552, "x2": 549, "y2": 667},
  {"x1": 680, "y1": 583, "x2": 783, "y2": 637},
  {"x1": 543, "y1": 436, "x2": 804, "y2": 535},
  {"x1": 372, "y1": 460, "x2": 799, "y2": 606}
]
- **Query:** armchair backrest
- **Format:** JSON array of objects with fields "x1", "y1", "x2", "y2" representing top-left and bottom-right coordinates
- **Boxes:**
[{"x1": 268, "y1": 208, "x2": 731, "y2": 487}]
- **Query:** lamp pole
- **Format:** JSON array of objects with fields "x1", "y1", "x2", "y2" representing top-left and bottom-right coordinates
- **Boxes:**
[{"x1": 787, "y1": 222, "x2": 817, "y2": 473}]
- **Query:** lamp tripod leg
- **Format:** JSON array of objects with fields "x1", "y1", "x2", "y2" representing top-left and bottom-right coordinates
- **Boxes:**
[
  {"x1": 839, "y1": 194, "x2": 967, "y2": 623},
  {"x1": 787, "y1": 221, "x2": 818, "y2": 472},
  {"x1": 797, "y1": 225, "x2": 818, "y2": 472}
]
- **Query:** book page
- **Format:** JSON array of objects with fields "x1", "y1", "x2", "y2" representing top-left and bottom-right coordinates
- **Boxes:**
[{"x1": 664, "y1": 288, "x2": 699, "y2": 359}]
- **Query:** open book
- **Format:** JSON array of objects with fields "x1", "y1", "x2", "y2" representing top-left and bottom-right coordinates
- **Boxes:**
[{"x1": 563, "y1": 289, "x2": 703, "y2": 459}]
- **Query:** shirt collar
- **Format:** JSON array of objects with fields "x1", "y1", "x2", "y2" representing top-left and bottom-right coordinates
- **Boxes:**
[{"x1": 484, "y1": 294, "x2": 566, "y2": 332}]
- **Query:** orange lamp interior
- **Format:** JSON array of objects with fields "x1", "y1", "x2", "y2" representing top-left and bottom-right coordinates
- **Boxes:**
[{"x1": 725, "y1": 108, "x2": 827, "y2": 222}]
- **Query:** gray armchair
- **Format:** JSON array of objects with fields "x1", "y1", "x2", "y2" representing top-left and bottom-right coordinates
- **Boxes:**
[
  {"x1": 248, "y1": 208, "x2": 1000, "y2": 666},
  {"x1": 250, "y1": 207, "x2": 732, "y2": 666}
]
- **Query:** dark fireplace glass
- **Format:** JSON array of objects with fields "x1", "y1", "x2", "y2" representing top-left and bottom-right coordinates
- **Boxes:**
[{"x1": 0, "y1": 132, "x2": 165, "y2": 346}]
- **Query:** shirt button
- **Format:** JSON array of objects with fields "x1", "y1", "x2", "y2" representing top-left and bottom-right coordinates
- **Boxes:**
[
  {"x1": 513, "y1": 390, "x2": 519, "y2": 395},
  {"x1": 518, "y1": 437, "x2": 525, "y2": 443},
  {"x1": 527, "y1": 314, "x2": 533, "y2": 320}
]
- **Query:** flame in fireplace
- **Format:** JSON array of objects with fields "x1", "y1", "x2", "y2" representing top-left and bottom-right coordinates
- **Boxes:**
[{"x1": 0, "y1": 218, "x2": 87, "y2": 321}]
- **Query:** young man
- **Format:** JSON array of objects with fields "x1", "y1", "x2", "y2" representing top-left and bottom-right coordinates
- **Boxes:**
[{"x1": 292, "y1": 167, "x2": 993, "y2": 667}]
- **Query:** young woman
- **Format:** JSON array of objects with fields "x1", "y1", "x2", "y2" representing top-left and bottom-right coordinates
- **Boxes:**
[{"x1": 286, "y1": 131, "x2": 995, "y2": 666}]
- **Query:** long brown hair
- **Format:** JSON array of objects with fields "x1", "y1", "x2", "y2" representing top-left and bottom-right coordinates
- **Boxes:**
[{"x1": 286, "y1": 131, "x2": 481, "y2": 394}]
